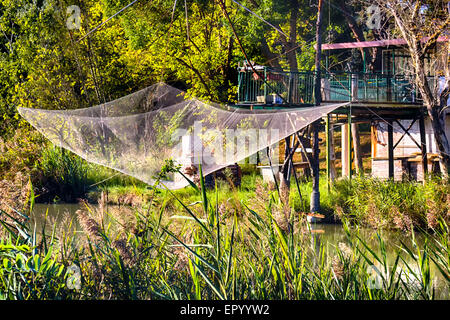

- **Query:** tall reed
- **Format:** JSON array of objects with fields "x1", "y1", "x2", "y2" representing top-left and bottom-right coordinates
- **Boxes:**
[{"x1": 0, "y1": 170, "x2": 448, "y2": 300}]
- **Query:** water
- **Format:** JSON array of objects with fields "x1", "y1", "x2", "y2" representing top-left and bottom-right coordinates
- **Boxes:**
[{"x1": 31, "y1": 203, "x2": 449, "y2": 299}]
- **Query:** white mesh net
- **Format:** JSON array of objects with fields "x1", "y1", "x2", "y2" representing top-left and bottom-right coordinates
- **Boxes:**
[{"x1": 18, "y1": 82, "x2": 348, "y2": 189}]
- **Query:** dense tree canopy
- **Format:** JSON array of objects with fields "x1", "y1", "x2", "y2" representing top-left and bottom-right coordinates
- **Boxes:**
[{"x1": 0, "y1": 0, "x2": 361, "y2": 139}]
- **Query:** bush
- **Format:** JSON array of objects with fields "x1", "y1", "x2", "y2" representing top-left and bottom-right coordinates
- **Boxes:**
[
  {"x1": 36, "y1": 146, "x2": 94, "y2": 203},
  {"x1": 329, "y1": 176, "x2": 450, "y2": 230}
]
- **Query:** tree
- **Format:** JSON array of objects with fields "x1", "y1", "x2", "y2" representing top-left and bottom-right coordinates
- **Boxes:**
[
  {"x1": 231, "y1": 0, "x2": 318, "y2": 72},
  {"x1": 362, "y1": 0, "x2": 449, "y2": 176}
]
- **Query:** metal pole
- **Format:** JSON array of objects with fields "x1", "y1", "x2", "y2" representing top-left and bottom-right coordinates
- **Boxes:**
[{"x1": 264, "y1": 66, "x2": 267, "y2": 102}]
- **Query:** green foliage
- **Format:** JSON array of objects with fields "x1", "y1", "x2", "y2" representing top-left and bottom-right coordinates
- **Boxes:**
[
  {"x1": 0, "y1": 0, "x2": 347, "y2": 140},
  {"x1": 0, "y1": 198, "x2": 68, "y2": 299},
  {"x1": 37, "y1": 146, "x2": 92, "y2": 202},
  {"x1": 329, "y1": 176, "x2": 450, "y2": 230},
  {"x1": 0, "y1": 129, "x2": 45, "y2": 181}
]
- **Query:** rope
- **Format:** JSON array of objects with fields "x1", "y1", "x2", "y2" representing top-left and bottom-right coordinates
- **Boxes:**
[
  {"x1": 159, "y1": 0, "x2": 179, "y2": 82},
  {"x1": 88, "y1": 172, "x2": 122, "y2": 188},
  {"x1": 217, "y1": 0, "x2": 288, "y2": 104},
  {"x1": 184, "y1": 0, "x2": 190, "y2": 42},
  {"x1": 230, "y1": 0, "x2": 288, "y2": 38},
  {"x1": 76, "y1": 0, "x2": 140, "y2": 43}
]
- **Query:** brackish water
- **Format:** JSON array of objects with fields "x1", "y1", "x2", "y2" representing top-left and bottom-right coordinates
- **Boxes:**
[{"x1": 32, "y1": 203, "x2": 449, "y2": 299}]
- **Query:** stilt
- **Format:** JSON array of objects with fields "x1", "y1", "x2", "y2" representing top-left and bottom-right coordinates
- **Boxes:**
[
  {"x1": 341, "y1": 123, "x2": 349, "y2": 177},
  {"x1": 310, "y1": 121, "x2": 320, "y2": 213},
  {"x1": 387, "y1": 120, "x2": 394, "y2": 179},
  {"x1": 326, "y1": 114, "x2": 336, "y2": 188}
]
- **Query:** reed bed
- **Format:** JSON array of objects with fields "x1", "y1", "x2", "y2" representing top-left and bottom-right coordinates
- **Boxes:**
[{"x1": 0, "y1": 167, "x2": 448, "y2": 300}]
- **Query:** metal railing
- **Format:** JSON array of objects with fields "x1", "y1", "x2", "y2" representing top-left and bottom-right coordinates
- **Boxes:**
[
  {"x1": 323, "y1": 72, "x2": 418, "y2": 103},
  {"x1": 237, "y1": 67, "x2": 315, "y2": 105},
  {"x1": 237, "y1": 67, "x2": 423, "y2": 105}
]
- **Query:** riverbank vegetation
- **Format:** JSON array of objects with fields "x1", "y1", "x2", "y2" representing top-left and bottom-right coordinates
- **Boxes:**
[
  {"x1": 2, "y1": 139, "x2": 449, "y2": 233},
  {"x1": 0, "y1": 172, "x2": 449, "y2": 300},
  {"x1": 1, "y1": 0, "x2": 449, "y2": 301}
]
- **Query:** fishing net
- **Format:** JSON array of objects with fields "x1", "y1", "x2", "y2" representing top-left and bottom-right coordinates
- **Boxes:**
[{"x1": 18, "y1": 82, "x2": 348, "y2": 189}]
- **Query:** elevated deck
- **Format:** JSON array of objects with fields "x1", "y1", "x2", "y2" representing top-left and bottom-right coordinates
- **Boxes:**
[{"x1": 235, "y1": 67, "x2": 426, "y2": 110}]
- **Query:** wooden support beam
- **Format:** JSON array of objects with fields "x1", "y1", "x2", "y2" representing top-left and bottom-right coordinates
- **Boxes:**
[
  {"x1": 394, "y1": 119, "x2": 421, "y2": 149},
  {"x1": 283, "y1": 136, "x2": 292, "y2": 185},
  {"x1": 387, "y1": 120, "x2": 394, "y2": 179},
  {"x1": 341, "y1": 123, "x2": 350, "y2": 177},
  {"x1": 393, "y1": 118, "x2": 418, "y2": 149}
]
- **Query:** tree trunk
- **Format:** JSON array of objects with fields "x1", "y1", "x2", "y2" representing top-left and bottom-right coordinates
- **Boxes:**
[
  {"x1": 414, "y1": 58, "x2": 450, "y2": 177},
  {"x1": 428, "y1": 105, "x2": 450, "y2": 177},
  {"x1": 387, "y1": 5, "x2": 450, "y2": 177},
  {"x1": 338, "y1": 1, "x2": 383, "y2": 72}
]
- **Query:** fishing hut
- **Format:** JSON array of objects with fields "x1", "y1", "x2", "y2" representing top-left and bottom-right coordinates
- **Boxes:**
[{"x1": 234, "y1": 38, "x2": 450, "y2": 184}]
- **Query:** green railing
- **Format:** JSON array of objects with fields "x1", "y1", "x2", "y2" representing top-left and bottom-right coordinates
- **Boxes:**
[
  {"x1": 237, "y1": 67, "x2": 421, "y2": 105},
  {"x1": 237, "y1": 67, "x2": 315, "y2": 105},
  {"x1": 324, "y1": 72, "x2": 418, "y2": 103}
]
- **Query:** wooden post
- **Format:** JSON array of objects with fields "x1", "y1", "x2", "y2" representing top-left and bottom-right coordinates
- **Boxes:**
[
  {"x1": 341, "y1": 123, "x2": 349, "y2": 177},
  {"x1": 419, "y1": 114, "x2": 428, "y2": 178},
  {"x1": 264, "y1": 67, "x2": 267, "y2": 101},
  {"x1": 387, "y1": 120, "x2": 394, "y2": 179}
]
